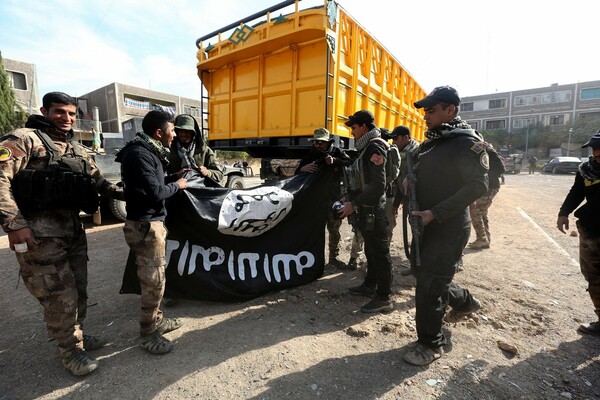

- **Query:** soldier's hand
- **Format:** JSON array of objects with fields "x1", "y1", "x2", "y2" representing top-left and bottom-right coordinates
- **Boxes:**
[
  {"x1": 300, "y1": 163, "x2": 318, "y2": 173},
  {"x1": 557, "y1": 215, "x2": 569, "y2": 234},
  {"x1": 412, "y1": 209, "x2": 434, "y2": 225},
  {"x1": 324, "y1": 155, "x2": 334, "y2": 165},
  {"x1": 176, "y1": 178, "x2": 188, "y2": 190},
  {"x1": 8, "y1": 227, "x2": 37, "y2": 253},
  {"x1": 177, "y1": 168, "x2": 192, "y2": 177},
  {"x1": 198, "y1": 166, "x2": 209, "y2": 176},
  {"x1": 339, "y1": 201, "x2": 355, "y2": 219}
]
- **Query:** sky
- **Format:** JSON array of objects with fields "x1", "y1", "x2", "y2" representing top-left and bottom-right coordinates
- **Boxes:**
[{"x1": 0, "y1": 0, "x2": 597, "y2": 104}]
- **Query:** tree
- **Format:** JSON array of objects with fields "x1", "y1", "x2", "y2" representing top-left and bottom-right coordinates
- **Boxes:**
[{"x1": 0, "y1": 52, "x2": 26, "y2": 135}]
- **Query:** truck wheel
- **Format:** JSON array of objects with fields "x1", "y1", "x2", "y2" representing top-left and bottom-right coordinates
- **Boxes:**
[
  {"x1": 227, "y1": 176, "x2": 245, "y2": 189},
  {"x1": 109, "y1": 198, "x2": 127, "y2": 221}
]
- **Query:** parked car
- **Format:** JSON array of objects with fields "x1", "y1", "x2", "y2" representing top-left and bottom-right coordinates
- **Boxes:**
[{"x1": 541, "y1": 157, "x2": 582, "y2": 174}]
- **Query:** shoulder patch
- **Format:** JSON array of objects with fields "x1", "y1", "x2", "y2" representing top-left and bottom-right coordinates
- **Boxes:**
[
  {"x1": 471, "y1": 142, "x2": 486, "y2": 154},
  {"x1": 0, "y1": 146, "x2": 13, "y2": 162},
  {"x1": 480, "y1": 152, "x2": 489, "y2": 169},
  {"x1": 370, "y1": 153, "x2": 384, "y2": 166}
]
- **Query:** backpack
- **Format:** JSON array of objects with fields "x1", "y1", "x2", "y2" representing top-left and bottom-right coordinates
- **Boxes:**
[{"x1": 370, "y1": 137, "x2": 401, "y2": 187}]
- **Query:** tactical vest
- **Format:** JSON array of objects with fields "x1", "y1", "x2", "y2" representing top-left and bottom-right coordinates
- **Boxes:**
[{"x1": 10, "y1": 130, "x2": 99, "y2": 214}]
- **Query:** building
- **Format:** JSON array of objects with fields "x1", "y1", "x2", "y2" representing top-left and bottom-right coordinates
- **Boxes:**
[
  {"x1": 460, "y1": 80, "x2": 600, "y2": 134},
  {"x1": 2, "y1": 57, "x2": 41, "y2": 114},
  {"x1": 81, "y1": 82, "x2": 203, "y2": 140}
]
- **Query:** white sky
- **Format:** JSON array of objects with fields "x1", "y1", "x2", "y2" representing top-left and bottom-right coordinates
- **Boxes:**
[{"x1": 0, "y1": 0, "x2": 596, "y2": 103}]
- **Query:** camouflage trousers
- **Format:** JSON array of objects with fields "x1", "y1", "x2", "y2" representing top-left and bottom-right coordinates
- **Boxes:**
[
  {"x1": 327, "y1": 211, "x2": 342, "y2": 258},
  {"x1": 123, "y1": 220, "x2": 167, "y2": 335},
  {"x1": 469, "y1": 189, "x2": 499, "y2": 242},
  {"x1": 577, "y1": 221, "x2": 600, "y2": 320},
  {"x1": 385, "y1": 196, "x2": 397, "y2": 243},
  {"x1": 350, "y1": 229, "x2": 364, "y2": 259},
  {"x1": 16, "y1": 226, "x2": 88, "y2": 357}
]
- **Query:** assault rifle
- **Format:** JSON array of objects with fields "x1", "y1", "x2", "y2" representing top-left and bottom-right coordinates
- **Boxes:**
[{"x1": 402, "y1": 151, "x2": 422, "y2": 267}]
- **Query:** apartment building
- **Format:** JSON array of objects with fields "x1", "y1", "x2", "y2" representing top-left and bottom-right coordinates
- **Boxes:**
[
  {"x1": 81, "y1": 82, "x2": 203, "y2": 138},
  {"x1": 459, "y1": 80, "x2": 600, "y2": 134},
  {"x1": 2, "y1": 57, "x2": 41, "y2": 115}
]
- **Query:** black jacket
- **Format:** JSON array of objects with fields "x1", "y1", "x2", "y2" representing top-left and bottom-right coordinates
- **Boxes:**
[
  {"x1": 559, "y1": 165, "x2": 600, "y2": 235},
  {"x1": 416, "y1": 130, "x2": 488, "y2": 224},
  {"x1": 120, "y1": 142, "x2": 180, "y2": 221},
  {"x1": 352, "y1": 138, "x2": 388, "y2": 208},
  {"x1": 296, "y1": 144, "x2": 352, "y2": 200}
]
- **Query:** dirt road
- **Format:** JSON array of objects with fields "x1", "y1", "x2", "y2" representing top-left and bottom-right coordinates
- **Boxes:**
[{"x1": 1, "y1": 173, "x2": 598, "y2": 399}]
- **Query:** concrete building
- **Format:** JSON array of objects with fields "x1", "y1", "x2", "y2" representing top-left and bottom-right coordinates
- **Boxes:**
[
  {"x1": 81, "y1": 82, "x2": 203, "y2": 140},
  {"x1": 2, "y1": 57, "x2": 41, "y2": 115},
  {"x1": 460, "y1": 80, "x2": 600, "y2": 134}
]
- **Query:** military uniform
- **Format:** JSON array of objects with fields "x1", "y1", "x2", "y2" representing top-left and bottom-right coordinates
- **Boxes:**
[
  {"x1": 559, "y1": 156, "x2": 600, "y2": 330},
  {"x1": 118, "y1": 133, "x2": 181, "y2": 337},
  {"x1": 347, "y1": 128, "x2": 392, "y2": 301},
  {"x1": 167, "y1": 114, "x2": 223, "y2": 184},
  {"x1": 414, "y1": 123, "x2": 488, "y2": 350},
  {"x1": 468, "y1": 145, "x2": 505, "y2": 247},
  {"x1": 0, "y1": 115, "x2": 122, "y2": 361}
]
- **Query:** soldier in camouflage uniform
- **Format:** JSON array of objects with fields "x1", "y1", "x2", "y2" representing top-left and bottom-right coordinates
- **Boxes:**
[
  {"x1": 0, "y1": 92, "x2": 124, "y2": 376},
  {"x1": 468, "y1": 144, "x2": 506, "y2": 249},
  {"x1": 117, "y1": 110, "x2": 188, "y2": 354},
  {"x1": 557, "y1": 130, "x2": 600, "y2": 336}
]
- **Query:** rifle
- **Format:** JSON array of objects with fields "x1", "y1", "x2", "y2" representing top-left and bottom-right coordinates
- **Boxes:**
[
  {"x1": 402, "y1": 151, "x2": 422, "y2": 267},
  {"x1": 341, "y1": 165, "x2": 359, "y2": 231}
]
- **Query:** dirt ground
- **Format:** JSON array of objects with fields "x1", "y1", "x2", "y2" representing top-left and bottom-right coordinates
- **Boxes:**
[{"x1": 1, "y1": 172, "x2": 599, "y2": 400}]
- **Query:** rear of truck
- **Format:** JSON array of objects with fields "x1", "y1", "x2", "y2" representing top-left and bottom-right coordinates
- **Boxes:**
[{"x1": 196, "y1": 0, "x2": 426, "y2": 178}]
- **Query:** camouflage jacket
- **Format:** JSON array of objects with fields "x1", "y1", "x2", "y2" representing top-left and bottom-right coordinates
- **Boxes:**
[{"x1": 0, "y1": 117, "x2": 122, "y2": 237}]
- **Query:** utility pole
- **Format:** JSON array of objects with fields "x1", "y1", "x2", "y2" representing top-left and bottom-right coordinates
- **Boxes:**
[{"x1": 567, "y1": 128, "x2": 573, "y2": 156}]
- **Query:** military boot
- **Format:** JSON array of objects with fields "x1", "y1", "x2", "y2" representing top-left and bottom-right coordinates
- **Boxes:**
[
  {"x1": 468, "y1": 239, "x2": 490, "y2": 249},
  {"x1": 62, "y1": 350, "x2": 99, "y2": 376},
  {"x1": 156, "y1": 317, "x2": 183, "y2": 335},
  {"x1": 83, "y1": 335, "x2": 108, "y2": 351},
  {"x1": 139, "y1": 330, "x2": 174, "y2": 354}
]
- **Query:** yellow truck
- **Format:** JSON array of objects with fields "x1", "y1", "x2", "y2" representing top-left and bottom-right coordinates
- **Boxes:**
[{"x1": 195, "y1": 0, "x2": 426, "y2": 178}]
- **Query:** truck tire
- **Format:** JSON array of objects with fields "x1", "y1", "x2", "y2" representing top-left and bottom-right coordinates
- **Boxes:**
[
  {"x1": 109, "y1": 198, "x2": 127, "y2": 221},
  {"x1": 227, "y1": 175, "x2": 245, "y2": 189}
]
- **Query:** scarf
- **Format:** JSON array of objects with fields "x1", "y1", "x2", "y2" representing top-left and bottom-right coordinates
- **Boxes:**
[
  {"x1": 424, "y1": 117, "x2": 472, "y2": 140},
  {"x1": 123, "y1": 132, "x2": 170, "y2": 166},
  {"x1": 174, "y1": 139, "x2": 198, "y2": 169},
  {"x1": 579, "y1": 157, "x2": 600, "y2": 181},
  {"x1": 355, "y1": 127, "x2": 381, "y2": 152}
]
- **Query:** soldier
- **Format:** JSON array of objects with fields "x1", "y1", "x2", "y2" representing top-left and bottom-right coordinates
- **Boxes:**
[
  {"x1": 338, "y1": 110, "x2": 393, "y2": 313},
  {"x1": 162, "y1": 113, "x2": 223, "y2": 306},
  {"x1": 0, "y1": 92, "x2": 124, "y2": 376},
  {"x1": 557, "y1": 129, "x2": 600, "y2": 336},
  {"x1": 117, "y1": 110, "x2": 188, "y2": 354},
  {"x1": 468, "y1": 144, "x2": 506, "y2": 249},
  {"x1": 167, "y1": 114, "x2": 223, "y2": 183},
  {"x1": 404, "y1": 86, "x2": 487, "y2": 366},
  {"x1": 382, "y1": 126, "x2": 420, "y2": 277},
  {"x1": 296, "y1": 128, "x2": 352, "y2": 269}
]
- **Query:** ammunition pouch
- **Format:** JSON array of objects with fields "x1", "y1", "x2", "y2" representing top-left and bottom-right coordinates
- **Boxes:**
[{"x1": 13, "y1": 164, "x2": 99, "y2": 215}]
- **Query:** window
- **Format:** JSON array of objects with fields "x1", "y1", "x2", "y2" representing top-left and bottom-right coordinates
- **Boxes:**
[
  {"x1": 461, "y1": 102, "x2": 473, "y2": 112},
  {"x1": 581, "y1": 87, "x2": 600, "y2": 100},
  {"x1": 549, "y1": 115, "x2": 565, "y2": 125},
  {"x1": 488, "y1": 98, "x2": 506, "y2": 109},
  {"x1": 485, "y1": 120, "x2": 506, "y2": 130},
  {"x1": 8, "y1": 71, "x2": 27, "y2": 90},
  {"x1": 183, "y1": 105, "x2": 201, "y2": 118},
  {"x1": 580, "y1": 111, "x2": 600, "y2": 120},
  {"x1": 512, "y1": 117, "x2": 535, "y2": 129}
]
